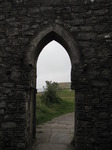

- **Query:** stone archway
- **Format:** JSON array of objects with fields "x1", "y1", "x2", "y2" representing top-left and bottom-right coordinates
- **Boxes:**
[
  {"x1": 26, "y1": 25, "x2": 80, "y2": 144},
  {"x1": 1, "y1": 1, "x2": 111, "y2": 149},
  {"x1": 27, "y1": 25, "x2": 80, "y2": 66}
]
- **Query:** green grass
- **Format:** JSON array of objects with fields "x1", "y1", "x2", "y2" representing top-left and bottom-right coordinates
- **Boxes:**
[
  {"x1": 58, "y1": 89, "x2": 74, "y2": 97},
  {"x1": 36, "y1": 89, "x2": 75, "y2": 125}
]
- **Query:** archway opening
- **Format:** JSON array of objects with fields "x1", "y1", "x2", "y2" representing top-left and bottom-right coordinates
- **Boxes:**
[
  {"x1": 27, "y1": 26, "x2": 80, "y2": 148},
  {"x1": 37, "y1": 40, "x2": 71, "y2": 90},
  {"x1": 36, "y1": 40, "x2": 75, "y2": 147}
]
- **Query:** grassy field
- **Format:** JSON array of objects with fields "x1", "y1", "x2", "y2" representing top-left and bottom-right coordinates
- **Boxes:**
[{"x1": 36, "y1": 89, "x2": 75, "y2": 125}]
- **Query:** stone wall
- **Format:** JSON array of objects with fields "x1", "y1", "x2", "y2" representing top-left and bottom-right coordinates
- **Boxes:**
[{"x1": 0, "y1": 0, "x2": 112, "y2": 149}]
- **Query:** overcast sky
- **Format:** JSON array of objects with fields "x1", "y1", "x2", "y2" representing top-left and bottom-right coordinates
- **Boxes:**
[{"x1": 36, "y1": 40, "x2": 71, "y2": 89}]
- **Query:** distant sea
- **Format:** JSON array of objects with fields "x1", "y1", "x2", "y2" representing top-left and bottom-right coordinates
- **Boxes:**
[{"x1": 37, "y1": 88, "x2": 44, "y2": 93}]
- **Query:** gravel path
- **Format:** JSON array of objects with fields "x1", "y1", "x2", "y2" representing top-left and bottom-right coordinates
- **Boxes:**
[{"x1": 32, "y1": 112, "x2": 74, "y2": 150}]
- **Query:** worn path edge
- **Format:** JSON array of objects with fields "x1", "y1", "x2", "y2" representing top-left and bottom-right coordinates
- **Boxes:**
[{"x1": 32, "y1": 112, "x2": 75, "y2": 150}]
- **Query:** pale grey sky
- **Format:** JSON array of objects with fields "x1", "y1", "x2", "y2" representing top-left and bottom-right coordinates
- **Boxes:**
[{"x1": 36, "y1": 40, "x2": 71, "y2": 89}]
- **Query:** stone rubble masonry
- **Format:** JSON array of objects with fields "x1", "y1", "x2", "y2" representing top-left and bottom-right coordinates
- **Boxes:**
[{"x1": 0, "y1": 0, "x2": 112, "y2": 150}]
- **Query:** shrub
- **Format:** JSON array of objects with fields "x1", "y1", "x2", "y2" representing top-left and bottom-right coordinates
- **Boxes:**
[{"x1": 41, "y1": 81, "x2": 61, "y2": 105}]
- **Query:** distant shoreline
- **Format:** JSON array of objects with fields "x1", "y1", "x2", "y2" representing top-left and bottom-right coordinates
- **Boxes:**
[
  {"x1": 37, "y1": 82, "x2": 71, "y2": 93},
  {"x1": 37, "y1": 88, "x2": 44, "y2": 93}
]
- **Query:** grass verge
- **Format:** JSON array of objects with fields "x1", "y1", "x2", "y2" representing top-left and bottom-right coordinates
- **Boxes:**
[{"x1": 36, "y1": 89, "x2": 75, "y2": 125}]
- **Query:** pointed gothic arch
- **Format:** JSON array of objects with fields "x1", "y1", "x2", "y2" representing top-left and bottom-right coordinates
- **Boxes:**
[
  {"x1": 26, "y1": 25, "x2": 81, "y2": 142},
  {"x1": 27, "y1": 25, "x2": 80, "y2": 67}
]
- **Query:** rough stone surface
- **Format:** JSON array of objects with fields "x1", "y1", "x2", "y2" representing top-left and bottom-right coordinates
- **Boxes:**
[{"x1": 0, "y1": 0, "x2": 112, "y2": 150}]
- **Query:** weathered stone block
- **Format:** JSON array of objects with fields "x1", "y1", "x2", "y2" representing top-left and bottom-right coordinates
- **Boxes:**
[
  {"x1": 80, "y1": 26, "x2": 93, "y2": 31},
  {"x1": 0, "y1": 131, "x2": 3, "y2": 138},
  {"x1": 92, "y1": 80, "x2": 109, "y2": 87},
  {"x1": 1, "y1": 122, "x2": 16, "y2": 129},
  {"x1": 7, "y1": 102, "x2": 18, "y2": 111},
  {"x1": 28, "y1": 8, "x2": 40, "y2": 14},
  {"x1": 0, "y1": 39, "x2": 5, "y2": 45},
  {"x1": 77, "y1": 111, "x2": 86, "y2": 120},
  {"x1": 82, "y1": 48, "x2": 96, "y2": 58},
  {"x1": 72, "y1": 18, "x2": 84, "y2": 25},
  {"x1": 94, "y1": 9, "x2": 108, "y2": 15},
  {"x1": 94, "y1": 24, "x2": 108, "y2": 33},
  {"x1": 77, "y1": 32, "x2": 97, "y2": 40},
  {"x1": 11, "y1": 70, "x2": 21, "y2": 81},
  {"x1": 0, "y1": 2, "x2": 11, "y2": 8},
  {"x1": 0, "y1": 15, "x2": 4, "y2": 21},
  {"x1": 0, "y1": 109, "x2": 4, "y2": 115},
  {"x1": 97, "y1": 144, "x2": 111, "y2": 150},
  {"x1": 85, "y1": 106, "x2": 92, "y2": 112},
  {"x1": 86, "y1": 17, "x2": 97, "y2": 25},
  {"x1": 0, "y1": 101, "x2": 6, "y2": 108},
  {"x1": 6, "y1": 28, "x2": 19, "y2": 37},
  {"x1": 78, "y1": 41, "x2": 90, "y2": 47},
  {"x1": 98, "y1": 112, "x2": 108, "y2": 120},
  {"x1": 70, "y1": 27, "x2": 80, "y2": 32},
  {"x1": 75, "y1": 143, "x2": 85, "y2": 150},
  {"x1": 17, "y1": 143, "x2": 25, "y2": 149}
]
